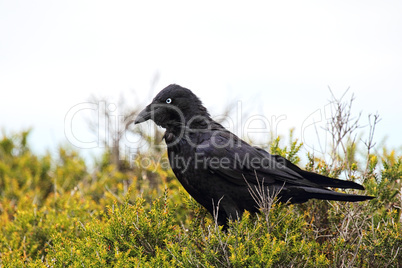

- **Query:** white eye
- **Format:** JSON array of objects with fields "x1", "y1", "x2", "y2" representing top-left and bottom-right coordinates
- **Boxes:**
[{"x1": 166, "y1": 98, "x2": 172, "y2": 104}]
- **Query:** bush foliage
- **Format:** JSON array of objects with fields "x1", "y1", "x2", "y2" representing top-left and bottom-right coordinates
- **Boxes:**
[{"x1": 1, "y1": 129, "x2": 401, "y2": 267}]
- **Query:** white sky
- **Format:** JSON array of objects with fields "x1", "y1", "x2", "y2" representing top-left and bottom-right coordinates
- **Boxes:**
[{"x1": 1, "y1": 0, "x2": 401, "y2": 159}]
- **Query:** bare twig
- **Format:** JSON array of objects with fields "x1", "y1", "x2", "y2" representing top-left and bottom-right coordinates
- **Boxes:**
[
  {"x1": 362, "y1": 113, "x2": 381, "y2": 178},
  {"x1": 325, "y1": 87, "x2": 362, "y2": 178},
  {"x1": 243, "y1": 172, "x2": 285, "y2": 232}
]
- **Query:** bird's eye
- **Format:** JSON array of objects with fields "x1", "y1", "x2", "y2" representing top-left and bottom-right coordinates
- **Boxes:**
[{"x1": 166, "y1": 98, "x2": 172, "y2": 104}]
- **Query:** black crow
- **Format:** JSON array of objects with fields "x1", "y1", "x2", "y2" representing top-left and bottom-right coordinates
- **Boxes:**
[{"x1": 134, "y1": 84, "x2": 374, "y2": 227}]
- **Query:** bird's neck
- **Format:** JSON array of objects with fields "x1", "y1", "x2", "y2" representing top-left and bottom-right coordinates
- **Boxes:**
[
  {"x1": 166, "y1": 116, "x2": 224, "y2": 133},
  {"x1": 164, "y1": 117, "x2": 226, "y2": 147}
]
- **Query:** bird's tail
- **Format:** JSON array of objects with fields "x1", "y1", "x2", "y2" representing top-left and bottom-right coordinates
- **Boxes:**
[
  {"x1": 299, "y1": 170, "x2": 365, "y2": 190},
  {"x1": 286, "y1": 186, "x2": 375, "y2": 203}
]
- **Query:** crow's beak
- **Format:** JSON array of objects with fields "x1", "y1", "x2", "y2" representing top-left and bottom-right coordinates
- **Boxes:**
[{"x1": 134, "y1": 104, "x2": 151, "y2": 124}]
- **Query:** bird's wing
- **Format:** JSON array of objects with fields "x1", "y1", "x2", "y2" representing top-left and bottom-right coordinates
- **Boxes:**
[
  {"x1": 254, "y1": 147, "x2": 364, "y2": 190},
  {"x1": 196, "y1": 130, "x2": 365, "y2": 190},
  {"x1": 196, "y1": 131, "x2": 319, "y2": 187}
]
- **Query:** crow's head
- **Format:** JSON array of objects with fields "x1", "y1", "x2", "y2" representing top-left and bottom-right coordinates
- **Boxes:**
[{"x1": 134, "y1": 84, "x2": 210, "y2": 128}]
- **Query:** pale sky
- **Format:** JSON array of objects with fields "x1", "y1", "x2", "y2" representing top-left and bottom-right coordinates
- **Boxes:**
[{"x1": 1, "y1": 1, "x2": 401, "y2": 160}]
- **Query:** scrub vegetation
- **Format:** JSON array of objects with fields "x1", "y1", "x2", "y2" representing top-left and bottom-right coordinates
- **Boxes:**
[{"x1": 1, "y1": 92, "x2": 401, "y2": 267}]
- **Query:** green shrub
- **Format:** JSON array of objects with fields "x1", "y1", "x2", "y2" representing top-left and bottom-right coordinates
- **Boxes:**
[{"x1": 1, "y1": 130, "x2": 401, "y2": 267}]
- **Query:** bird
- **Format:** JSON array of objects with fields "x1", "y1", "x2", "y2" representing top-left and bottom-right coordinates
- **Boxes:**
[{"x1": 134, "y1": 84, "x2": 374, "y2": 228}]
